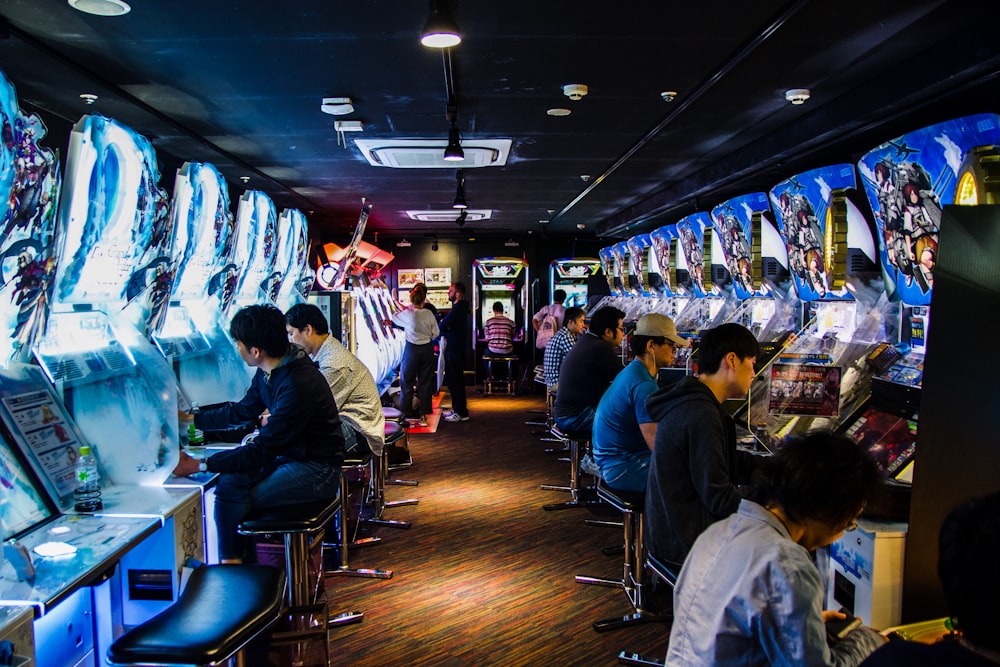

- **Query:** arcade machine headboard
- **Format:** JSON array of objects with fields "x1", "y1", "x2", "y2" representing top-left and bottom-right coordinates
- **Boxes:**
[
  {"x1": 472, "y1": 257, "x2": 529, "y2": 341},
  {"x1": 549, "y1": 258, "x2": 602, "y2": 309}
]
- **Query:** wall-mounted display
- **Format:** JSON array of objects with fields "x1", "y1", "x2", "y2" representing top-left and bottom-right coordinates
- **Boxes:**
[
  {"x1": 398, "y1": 269, "x2": 424, "y2": 288},
  {"x1": 424, "y1": 267, "x2": 452, "y2": 288}
]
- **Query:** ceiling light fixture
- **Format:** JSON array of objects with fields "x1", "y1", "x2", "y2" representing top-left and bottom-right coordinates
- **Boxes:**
[
  {"x1": 321, "y1": 97, "x2": 354, "y2": 115},
  {"x1": 785, "y1": 88, "x2": 811, "y2": 105},
  {"x1": 504, "y1": 238, "x2": 519, "y2": 247},
  {"x1": 443, "y1": 123, "x2": 464, "y2": 161},
  {"x1": 562, "y1": 84, "x2": 589, "y2": 101},
  {"x1": 547, "y1": 108, "x2": 572, "y2": 117},
  {"x1": 79, "y1": 93, "x2": 99, "y2": 105},
  {"x1": 68, "y1": 0, "x2": 131, "y2": 16},
  {"x1": 420, "y1": 0, "x2": 461, "y2": 48}
]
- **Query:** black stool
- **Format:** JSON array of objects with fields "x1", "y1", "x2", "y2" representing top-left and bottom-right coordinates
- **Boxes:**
[
  {"x1": 368, "y1": 421, "x2": 417, "y2": 529},
  {"x1": 617, "y1": 553, "x2": 679, "y2": 665},
  {"x1": 107, "y1": 564, "x2": 284, "y2": 667},
  {"x1": 238, "y1": 495, "x2": 363, "y2": 659},
  {"x1": 326, "y1": 453, "x2": 393, "y2": 580},
  {"x1": 541, "y1": 428, "x2": 601, "y2": 510},
  {"x1": 576, "y1": 481, "x2": 669, "y2": 631},
  {"x1": 382, "y1": 406, "x2": 404, "y2": 424},
  {"x1": 483, "y1": 354, "x2": 519, "y2": 395}
]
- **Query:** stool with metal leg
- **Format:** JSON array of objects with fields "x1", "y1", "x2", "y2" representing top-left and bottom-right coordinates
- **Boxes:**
[
  {"x1": 326, "y1": 453, "x2": 393, "y2": 580},
  {"x1": 367, "y1": 421, "x2": 417, "y2": 529},
  {"x1": 541, "y1": 428, "x2": 602, "y2": 510},
  {"x1": 483, "y1": 354, "x2": 519, "y2": 395},
  {"x1": 617, "y1": 553, "x2": 679, "y2": 665}
]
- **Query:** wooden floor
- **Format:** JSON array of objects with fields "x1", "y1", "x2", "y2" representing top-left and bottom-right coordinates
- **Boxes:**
[{"x1": 311, "y1": 390, "x2": 671, "y2": 666}]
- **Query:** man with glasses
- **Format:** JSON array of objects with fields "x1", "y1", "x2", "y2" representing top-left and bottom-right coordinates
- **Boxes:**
[
  {"x1": 665, "y1": 431, "x2": 883, "y2": 666},
  {"x1": 592, "y1": 314, "x2": 689, "y2": 493},
  {"x1": 553, "y1": 305, "x2": 626, "y2": 433}
]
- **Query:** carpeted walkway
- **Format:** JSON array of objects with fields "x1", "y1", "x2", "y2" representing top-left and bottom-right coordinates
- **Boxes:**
[{"x1": 319, "y1": 390, "x2": 672, "y2": 666}]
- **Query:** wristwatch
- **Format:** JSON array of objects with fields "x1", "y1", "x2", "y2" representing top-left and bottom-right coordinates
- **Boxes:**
[{"x1": 198, "y1": 460, "x2": 208, "y2": 473}]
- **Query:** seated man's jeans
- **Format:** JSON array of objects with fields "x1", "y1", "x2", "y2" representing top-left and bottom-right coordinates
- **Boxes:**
[
  {"x1": 342, "y1": 421, "x2": 372, "y2": 459},
  {"x1": 554, "y1": 405, "x2": 596, "y2": 434},
  {"x1": 214, "y1": 459, "x2": 340, "y2": 561},
  {"x1": 598, "y1": 450, "x2": 651, "y2": 493}
]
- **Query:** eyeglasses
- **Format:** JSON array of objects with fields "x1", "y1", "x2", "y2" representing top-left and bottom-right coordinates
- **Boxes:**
[{"x1": 845, "y1": 519, "x2": 859, "y2": 532}]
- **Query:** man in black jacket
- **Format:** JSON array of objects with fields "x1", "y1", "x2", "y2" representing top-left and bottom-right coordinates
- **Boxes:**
[
  {"x1": 173, "y1": 304, "x2": 345, "y2": 563},
  {"x1": 644, "y1": 323, "x2": 759, "y2": 570},
  {"x1": 439, "y1": 281, "x2": 471, "y2": 422}
]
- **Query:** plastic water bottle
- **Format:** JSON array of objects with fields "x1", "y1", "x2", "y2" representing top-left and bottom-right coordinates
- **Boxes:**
[
  {"x1": 187, "y1": 422, "x2": 205, "y2": 458},
  {"x1": 73, "y1": 444, "x2": 103, "y2": 512}
]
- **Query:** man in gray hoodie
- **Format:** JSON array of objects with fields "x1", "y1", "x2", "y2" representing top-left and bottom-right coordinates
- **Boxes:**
[{"x1": 644, "y1": 323, "x2": 760, "y2": 570}]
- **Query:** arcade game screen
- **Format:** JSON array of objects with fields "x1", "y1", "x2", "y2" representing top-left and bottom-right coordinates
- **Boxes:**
[
  {"x1": 561, "y1": 283, "x2": 588, "y2": 309},
  {"x1": 0, "y1": 432, "x2": 55, "y2": 542},
  {"x1": 843, "y1": 407, "x2": 917, "y2": 481}
]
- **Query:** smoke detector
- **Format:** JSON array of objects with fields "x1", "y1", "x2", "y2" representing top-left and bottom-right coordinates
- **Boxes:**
[
  {"x1": 321, "y1": 97, "x2": 355, "y2": 115},
  {"x1": 784, "y1": 88, "x2": 811, "y2": 105},
  {"x1": 562, "y1": 84, "x2": 589, "y2": 101}
]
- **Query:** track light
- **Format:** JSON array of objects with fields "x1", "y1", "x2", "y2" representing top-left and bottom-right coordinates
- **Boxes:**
[
  {"x1": 452, "y1": 169, "x2": 468, "y2": 208},
  {"x1": 444, "y1": 123, "x2": 464, "y2": 161},
  {"x1": 456, "y1": 210, "x2": 468, "y2": 228},
  {"x1": 420, "y1": 0, "x2": 462, "y2": 48}
]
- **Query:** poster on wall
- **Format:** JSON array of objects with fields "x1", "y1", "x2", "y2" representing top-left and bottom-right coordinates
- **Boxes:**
[
  {"x1": 426, "y1": 289, "x2": 452, "y2": 310},
  {"x1": 398, "y1": 269, "x2": 424, "y2": 288},
  {"x1": 425, "y1": 267, "x2": 452, "y2": 288}
]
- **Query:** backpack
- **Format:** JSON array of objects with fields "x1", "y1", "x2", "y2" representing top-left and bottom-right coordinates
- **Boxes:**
[{"x1": 536, "y1": 313, "x2": 561, "y2": 349}]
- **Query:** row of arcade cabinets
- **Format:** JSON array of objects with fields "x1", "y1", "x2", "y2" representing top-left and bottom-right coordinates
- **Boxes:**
[
  {"x1": 593, "y1": 112, "x2": 1000, "y2": 629},
  {"x1": 312, "y1": 233, "x2": 406, "y2": 394},
  {"x1": 0, "y1": 68, "x2": 315, "y2": 665}
]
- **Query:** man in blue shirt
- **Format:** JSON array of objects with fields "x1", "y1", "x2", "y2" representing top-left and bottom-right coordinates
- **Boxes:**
[{"x1": 592, "y1": 313, "x2": 689, "y2": 492}]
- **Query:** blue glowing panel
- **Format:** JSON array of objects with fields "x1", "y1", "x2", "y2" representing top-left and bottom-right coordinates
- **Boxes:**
[
  {"x1": 676, "y1": 212, "x2": 713, "y2": 298},
  {"x1": 769, "y1": 165, "x2": 856, "y2": 302},
  {"x1": 711, "y1": 193, "x2": 769, "y2": 299},
  {"x1": 168, "y1": 162, "x2": 235, "y2": 304},
  {"x1": 627, "y1": 234, "x2": 653, "y2": 296},
  {"x1": 0, "y1": 69, "x2": 62, "y2": 365},
  {"x1": 52, "y1": 115, "x2": 173, "y2": 329},
  {"x1": 858, "y1": 113, "x2": 1000, "y2": 306},
  {"x1": 0, "y1": 430, "x2": 54, "y2": 542},
  {"x1": 598, "y1": 246, "x2": 619, "y2": 295},
  {"x1": 649, "y1": 225, "x2": 678, "y2": 297},
  {"x1": 272, "y1": 209, "x2": 310, "y2": 309},
  {"x1": 611, "y1": 242, "x2": 629, "y2": 295},
  {"x1": 232, "y1": 190, "x2": 277, "y2": 304}
]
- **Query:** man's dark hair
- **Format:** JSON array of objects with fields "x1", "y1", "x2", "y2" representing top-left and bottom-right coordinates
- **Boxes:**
[
  {"x1": 938, "y1": 490, "x2": 1000, "y2": 651},
  {"x1": 553, "y1": 289, "x2": 567, "y2": 303},
  {"x1": 588, "y1": 306, "x2": 626, "y2": 339},
  {"x1": 492, "y1": 301, "x2": 504, "y2": 313},
  {"x1": 696, "y1": 323, "x2": 760, "y2": 375},
  {"x1": 562, "y1": 306, "x2": 585, "y2": 328},
  {"x1": 230, "y1": 304, "x2": 291, "y2": 358},
  {"x1": 285, "y1": 303, "x2": 329, "y2": 336},
  {"x1": 452, "y1": 281, "x2": 466, "y2": 297},
  {"x1": 749, "y1": 431, "x2": 880, "y2": 528},
  {"x1": 630, "y1": 334, "x2": 666, "y2": 356}
]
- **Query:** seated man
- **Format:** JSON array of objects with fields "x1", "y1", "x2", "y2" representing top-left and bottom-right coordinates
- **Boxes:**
[
  {"x1": 645, "y1": 322, "x2": 760, "y2": 569},
  {"x1": 666, "y1": 431, "x2": 884, "y2": 666},
  {"x1": 861, "y1": 490, "x2": 1000, "y2": 667},
  {"x1": 285, "y1": 303, "x2": 385, "y2": 460},
  {"x1": 533, "y1": 288, "x2": 567, "y2": 350},
  {"x1": 173, "y1": 304, "x2": 344, "y2": 563},
  {"x1": 484, "y1": 301, "x2": 515, "y2": 356},
  {"x1": 592, "y1": 313, "x2": 688, "y2": 492},
  {"x1": 542, "y1": 306, "x2": 585, "y2": 392},
  {"x1": 553, "y1": 305, "x2": 626, "y2": 433}
]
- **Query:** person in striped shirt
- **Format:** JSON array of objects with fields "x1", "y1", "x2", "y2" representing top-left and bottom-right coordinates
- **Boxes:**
[{"x1": 484, "y1": 301, "x2": 516, "y2": 355}]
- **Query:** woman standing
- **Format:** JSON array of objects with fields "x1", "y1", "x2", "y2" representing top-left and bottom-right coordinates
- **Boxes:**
[{"x1": 390, "y1": 283, "x2": 439, "y2": 427}]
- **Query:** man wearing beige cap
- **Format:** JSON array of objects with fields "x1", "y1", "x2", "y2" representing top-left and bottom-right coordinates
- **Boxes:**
[{"x1": 592, "y1": 313, "x2": 690, "y2": 493}]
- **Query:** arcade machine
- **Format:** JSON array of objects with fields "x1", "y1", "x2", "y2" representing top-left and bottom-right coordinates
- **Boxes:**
[
  {"x1": 648, "y1": 223, "x2": 689, "y2": 321},
  {"x1": 1, "y1": 109, "x2": 201, "y2": 663},
  {"x1": 623, "y1": 233, "x2": 660, "y2": 320},
  {"x1": 710, "y1": 192, "x2": 799, "y2": 346},
  {"x1": 273, "y1": 208, "x2": 313, "y2": 313},
  {"x1": 587, "y1": 244, "x2": 627, "y2": 316},
  {"x1": 548, "y1": 257, "x2": 602, "y2": 309},
  {"x1": 150, "y1": 162, "x2": 248, "y2": 408},
  {"x1": 822, "y1": 113, "x2": 1000, "y2": 630},
  {"x1": 314, "y1": 237, "x2": 404, "y2": 394},
  {"x1": 671, "y1": 212, "x2": 724, "y2": 335},
  {"x1": 472, "y1": 257, "x2": 528, "y2": 381}
]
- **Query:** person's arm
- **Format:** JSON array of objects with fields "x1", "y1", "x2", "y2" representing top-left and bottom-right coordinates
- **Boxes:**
[
  {"x1": 639, "y1": 422, "x2": 657, "y2": 451},
  {"x1": 194, "y1": 380, "x2": 265, "y2": 432},
  {"x1": 686, "y1": 406, "x2": 742, "y2": 518},
  {"x1": 532, "y1": 306, "x2": 545, "y2": 332}
]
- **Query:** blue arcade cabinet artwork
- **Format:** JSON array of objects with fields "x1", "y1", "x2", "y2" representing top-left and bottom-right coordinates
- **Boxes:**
[
  {"x1": 598, "y1": 245, "x2": 621, "y2": 297},
  {"x1": 711, "y1": 192, "x2": 770, "y2": 300},
  {"x1": 649, "y1": 224, "x2": 679, "y2": 297},
  {"x1": 230, "y1": 189, "x2": 278, "y2": 310},
  {"x1": 769, "y1": 164, "x2": 858, "y2": 302},
  {"x1": 0, "y1": 70, "x2": 61, "y2": 366},
  {"x1": 675, "y1": 212, "x2": 713, "y2": 298},
  {"x1": 626, "y1": 233, "x2": 653, "y2": 297},
  {"x1": 857, "y1": 113, "x2": 1000, "y2": 306},
  {"x1": 273, "y1": 208, "x2": 312, "y2": 311}
]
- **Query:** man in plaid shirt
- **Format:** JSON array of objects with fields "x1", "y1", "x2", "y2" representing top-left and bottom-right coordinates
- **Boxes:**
[{"x1": 542, "y1": 306, "x2": 586, "y2": 391}]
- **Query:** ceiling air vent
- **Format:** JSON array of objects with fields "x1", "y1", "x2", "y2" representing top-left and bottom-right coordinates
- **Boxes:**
[
  {"x1": 406, "y1": 209, "x2": 493, "y2": 222},
  {"x1": 355, "y1": 139, "x2": 512, "y2": 169}
]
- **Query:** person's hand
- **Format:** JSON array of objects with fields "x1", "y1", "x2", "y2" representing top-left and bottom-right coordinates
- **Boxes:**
[
  {"x1": 172, "y1": 450, "x2": 203, "y2": 477},
  {"x1": 259, "y1": 409, "x2": 271, "y2": 427},
  {"x1": 822, "y1": 610, "x2": 850, "y2": 623},
  {"x1": 178, "y1": 409, "x2": 194, "y2": 426}
]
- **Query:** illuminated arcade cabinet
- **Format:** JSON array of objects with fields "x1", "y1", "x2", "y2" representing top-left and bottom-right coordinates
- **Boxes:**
[
  {"x1": 822, "y1": 113, "x2": 1000, "y2": 629},
  {"x1": 472, "y1": 257, "x2": 528, "y2": 378},
  {"x1": 671, "y1": 212, "x2": 723, "y2": 334},
  {"x1": 150, "y1": 162, "x2": 248, "y2": 407},
  {"x1": 548, "y1": 257, "x2": 601, "y2": 310},
  {"x1": 648, "y1": 223, "x2": 689, "y2": 321},
  {"x1": 273, "y1": 208, "x2": 313, "y2": 313}
]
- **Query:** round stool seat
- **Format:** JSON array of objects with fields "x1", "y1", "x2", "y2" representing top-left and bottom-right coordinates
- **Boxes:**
[
  {"x1": 382, "y1": 406, "x2": 404, "y2": 423},
  {"x1": 596, "y1": 479, "x2": 645, "y2": 511},
  {"x1": 384, "y1": 421, "x2": 405, "y2": 444}
]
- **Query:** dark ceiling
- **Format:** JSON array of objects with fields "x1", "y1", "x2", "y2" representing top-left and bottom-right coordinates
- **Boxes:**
[{"x1": 1, "y1": 0, "x2": 997, "y2": 245}]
